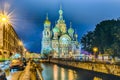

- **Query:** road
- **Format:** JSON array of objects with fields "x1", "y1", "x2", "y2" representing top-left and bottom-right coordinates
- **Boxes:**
[
  {"x1": 0, "y1": 62, "x2": 24, "y2": 80},
  {"x1": 1, "y1": 61, "x2": 38, "y2": 80}
]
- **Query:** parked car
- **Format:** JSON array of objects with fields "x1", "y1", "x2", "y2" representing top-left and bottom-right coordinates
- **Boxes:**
[
  {"x1": 0, "y1": 63, "x2": 4, "y2": 68},
  {"x1": 0, "y1": 69, "x2": 7, "y2": 80},
  {"x1": 9, "y1": 58, "x2": 24, "y2": 71},
  {"x1": 4, "y1": 61, "x2": 10, "y2": 65}
]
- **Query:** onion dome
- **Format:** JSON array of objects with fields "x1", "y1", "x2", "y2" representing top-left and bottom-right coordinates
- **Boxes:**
[
  {"x1": 59, "y1": 5, "x2": 63, "y2": 15},
  {"x1": 53, "y1": 26, "x2": 60, "y2": 33},
  {"x1": 44, "y1": 13, "x2": 51, "y2": 25},
  {"x1": 68, "y1": 22, "x2": 74, "y2": 34},
  {"x1": 68, "y1": 28, "x2": 74, "y2": 34},
  {"x1": 44, "y1": 19, "x2": 51, "y2": 25},
  {"x1": 74, "y1": 33, "x2": 78, "y2": 41},
  {"x1": 74, "y1": 34, "x2": 78, "y2": 38},
  {"x1": 59, "y1": 9, "x2": 63, "y2": 15}
]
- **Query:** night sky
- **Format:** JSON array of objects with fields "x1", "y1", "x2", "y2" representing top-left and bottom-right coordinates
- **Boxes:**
[{"x1": 0, "y1": 0, "x2": 120, "y2": 53}]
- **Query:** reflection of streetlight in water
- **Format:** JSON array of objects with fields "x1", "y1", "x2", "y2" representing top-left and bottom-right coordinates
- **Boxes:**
[
  {"x1": 93, "y1": 77, "x2": 102, "y2": 80},
  {"x1": 68, "y1": 69, "x2": 74, "y2": 80},
  {"x1": 61, "y1": 68, "x2": 65, "y2": 80},
  {"x1": 53, "y1": 65, "x2": 58, "y2": 80}
]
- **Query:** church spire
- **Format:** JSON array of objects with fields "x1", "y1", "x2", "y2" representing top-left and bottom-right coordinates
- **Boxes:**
[
  {"x1": 46, "y1": 13, "x2": 48, "y2": 20},
  {"x1": 70, "y1": 22, "x2": 72, "y2": 28},
  {"x1": 44, "y1": 13, "x2": 51, "y2": 26},
  {"x1": 60, "y1": 4, "x2": 62, "y2": 10},
  {"x1": 74, "y1": 29, "x2": 78, "y2": 41},
  {"x1": 68, "y1": 22, "x2": 74, "y2": 35},
  {"x1": 59, "y1": 5, "x2": 63, "y2": 20}
]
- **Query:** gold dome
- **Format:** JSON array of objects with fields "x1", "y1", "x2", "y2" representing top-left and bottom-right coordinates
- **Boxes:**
[
  {"x1": 44, "y1": 19, "x2": 51, "y2": 25},
  {"x1": 44, "y1": 13, "x2": 51, "y2": 25}
]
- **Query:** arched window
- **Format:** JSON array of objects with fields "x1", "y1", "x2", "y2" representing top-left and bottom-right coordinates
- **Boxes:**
[
  {"x1": 59, "y1": 34, "x2": 71, "y2": 46},
  {"x1": 47, "y1": 31, "x2": 49, "y2": 36}
]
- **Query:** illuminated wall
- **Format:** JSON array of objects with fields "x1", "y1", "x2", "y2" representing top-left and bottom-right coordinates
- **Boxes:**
[
  {"x1": 41, "y1": 6, "x2": 81, "y2": 58},
  {"x1": 0, "y1": 24, "x2": 24, "y2": 59}
]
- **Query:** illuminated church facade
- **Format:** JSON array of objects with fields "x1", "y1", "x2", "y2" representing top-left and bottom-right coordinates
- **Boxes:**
[{"x1": 41, "y1": 7, "x2": 81, "y2": 58}]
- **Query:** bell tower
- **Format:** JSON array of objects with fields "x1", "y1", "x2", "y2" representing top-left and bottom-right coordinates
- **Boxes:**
[{"x1": 41, "y1": 14, "x2": 52, "y2": 54}]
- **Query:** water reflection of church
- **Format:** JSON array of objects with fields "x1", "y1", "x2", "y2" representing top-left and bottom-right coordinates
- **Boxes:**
[{"x1": 41, "y1": 6, "x2": 81, "y2": 58}]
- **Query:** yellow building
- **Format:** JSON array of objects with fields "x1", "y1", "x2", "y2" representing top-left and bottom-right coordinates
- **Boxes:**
[{"x1": 0, "y1": 24, "x2": 24, "y2": 59}]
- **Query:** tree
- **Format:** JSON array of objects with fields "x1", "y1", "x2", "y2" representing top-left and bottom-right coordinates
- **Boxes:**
[
  {"x1": 81, "y1": 19, "x2": 120, "y2": 57},
  {"x1": 81, "y1": 31, "x2": 94, "y2": 53}
]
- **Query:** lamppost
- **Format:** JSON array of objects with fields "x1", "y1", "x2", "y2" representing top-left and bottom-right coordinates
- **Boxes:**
[{"x1": 93, "y1": 47, "x2": 98, "y2": 61}]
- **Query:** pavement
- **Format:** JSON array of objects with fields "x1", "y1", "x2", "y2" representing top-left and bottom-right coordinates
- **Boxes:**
[
  {"x1": 6, "y1": 71, "x2": 23, "y2": 80},
  {"x1": 4, "y1": 61, "x2": 38, "y2": 80}
]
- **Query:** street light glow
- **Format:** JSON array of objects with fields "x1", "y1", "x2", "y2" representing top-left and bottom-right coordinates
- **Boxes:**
[
  {"x1": 0, "y1": 2, "x2": 15, "y2": 26},
  {"x1": 93, "y1": 47, "x2": 98, "y2": 53},
  {"x1": 18, "y1": 41, "x2": 23, "y2": 46},
  {"x1": 2, "y1": 17, "x2": 7, "y2": 22},
  {"x1": 0, "y1": 13, "x2": 10, "y2": 24}
]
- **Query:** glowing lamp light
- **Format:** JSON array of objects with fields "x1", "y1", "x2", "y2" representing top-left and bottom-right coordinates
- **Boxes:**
[
  {"x1": 18, "y1": 41, "x2": 23, "y2": 46},
  {"x1": 93, "y1": 47, "x2": 98, "y2": 53},
  {"x1": 0, "y1": 13, "x2": 10, "y2": 24},
  {"x1": 2, "y1": 17, "x2": 7, "y2": 22}
]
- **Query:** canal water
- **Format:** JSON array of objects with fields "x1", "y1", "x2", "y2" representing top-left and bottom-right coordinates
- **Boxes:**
[{"x1": 41, "y1": 63, "x2": 120, "y2": 80}]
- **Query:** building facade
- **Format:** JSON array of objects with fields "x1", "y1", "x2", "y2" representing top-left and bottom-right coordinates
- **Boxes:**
[
  {"x1": 41, "y1": 7, "x2": 81, "y2": 58},
  {"x1": 0, "y1": 24, "x2": 24, "y2": 59}
]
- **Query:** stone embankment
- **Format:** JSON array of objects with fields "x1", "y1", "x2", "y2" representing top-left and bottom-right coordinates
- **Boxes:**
[
  {"x1": 19, "y1": 61, "x2": 43, "y2": 80},
  {"x1": 50, "y1": 59, "x2": 120, "y2": 76}
]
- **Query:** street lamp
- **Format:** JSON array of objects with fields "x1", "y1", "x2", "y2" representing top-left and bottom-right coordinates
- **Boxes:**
[
  {"x1": 1, "y1": 17, "x2": 7, "y2": 22},
  {"x1": 93, "y1": 47, "x2": 98, "y2": 53},
  {"x1": 0, "y1": 13, "x2": 10, "y2": 24},
  {"x1": 18, "y1": 41, "x2": 23, "y2": 46},
  {"x1": 93, "y1": 47, "x2": 98, "y2": 61}
]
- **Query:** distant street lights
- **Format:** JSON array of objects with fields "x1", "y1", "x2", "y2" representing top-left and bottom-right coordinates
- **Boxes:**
[
  {"x1": 18, "y1": 40, "x2": 24, "y2": 56},
  {"x1": 23, "y1": 48, "x2": 27, "y2": 58},
  {"x1": 18, "y1": 40, "x2": 23, "y2": 46}
]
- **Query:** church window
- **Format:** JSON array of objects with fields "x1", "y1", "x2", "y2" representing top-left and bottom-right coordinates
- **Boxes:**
[{"x1": 47, "y1": 31, "x2": 49, "y2": 36}]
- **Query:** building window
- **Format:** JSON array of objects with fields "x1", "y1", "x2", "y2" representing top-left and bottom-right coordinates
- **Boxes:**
[
  {"x1": 4, "y1": 52, "x2": 7, "y2": 54},
  {"x1": 0, "y1": 52, "x2": 2, "y2": 55}
]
